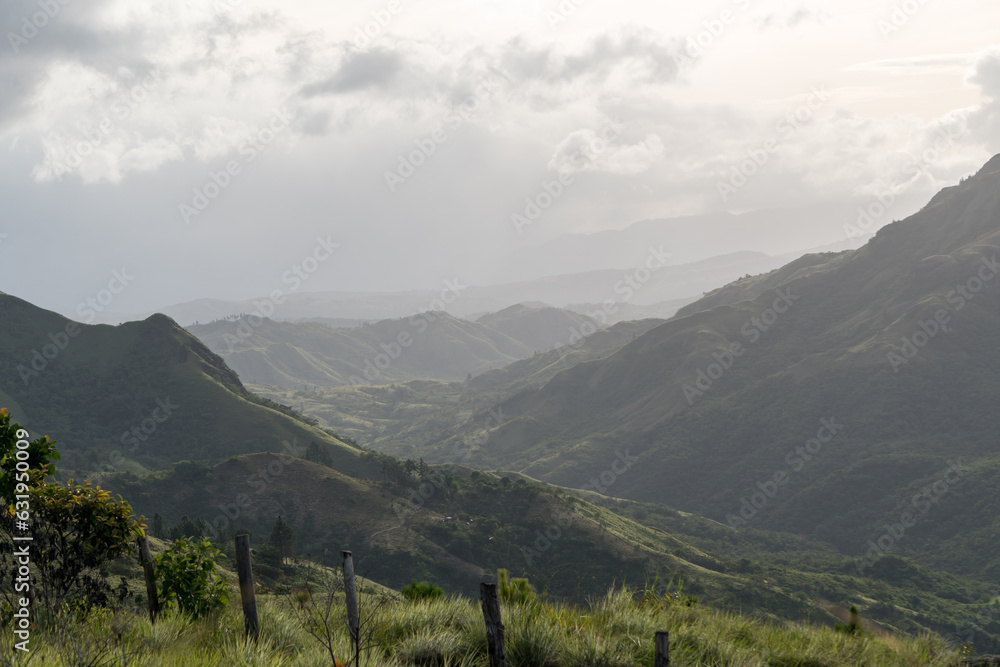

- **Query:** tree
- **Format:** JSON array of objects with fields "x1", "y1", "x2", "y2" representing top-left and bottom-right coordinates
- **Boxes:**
[
  {"x1": 168, "y1": 514, "x2": 209, "y2": 540},
  {"x1": 269, "y1": 515, "x2": 296, "y2": 564},
  {"x1": 305, "y1": 441, "x2": 333, "y2": 467},
  {"x1": 0, "y1": 407, "x2": 58, "y2": 504},
  {"x1": 150, "y1": 513, "x2": 166, "y2": 537},
  {"x1": 154, "y1": 537, "x2": 230, "y2": 619},
  {"x1": 0, "y1": 407, "x2": 143, "y2": 614}
]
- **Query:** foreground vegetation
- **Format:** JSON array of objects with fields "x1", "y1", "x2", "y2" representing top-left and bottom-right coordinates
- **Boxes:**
[{"x1": 0, "y1": 583, "x2": 965, "y2": 666}]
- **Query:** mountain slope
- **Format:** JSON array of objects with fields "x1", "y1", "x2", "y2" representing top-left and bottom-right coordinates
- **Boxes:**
[
  {"x1": 95, "y1": 452, "x2": 1000, "y2": 651},
  {"x1": 0, "y1": 294, "x2": 367, "y2": 474},
  {"x1": 475, "y1": 303, "x2": 597, "y2": 352},
  {"x1": 406, "y1": 154, "x2": 1000, "y2": 583}
]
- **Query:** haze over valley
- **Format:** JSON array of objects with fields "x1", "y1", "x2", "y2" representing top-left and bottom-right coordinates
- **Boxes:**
[{"x1": 3, "y1": 1, "x2": 1000, "y2": 664}]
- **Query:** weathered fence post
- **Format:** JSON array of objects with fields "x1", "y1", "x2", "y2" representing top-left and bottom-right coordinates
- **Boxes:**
[
  {"x1": 235, "y1": 534, "x2": 259, "y2": 639},
  {"x1": 479, "y1": 582, "x2": 508, "y2": 667},
  {"x1": 342, "y1": 550, "x2": 360, "y2": 666},
  {"x1": 136, "y1": 532, "x2": 159, "y2": 623},
  {"x1": 654, "y1": 630, "x2": 670, "y2": 666}
]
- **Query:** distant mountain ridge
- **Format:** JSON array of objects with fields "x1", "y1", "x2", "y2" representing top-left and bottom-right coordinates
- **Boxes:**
[
  {"x1": 84, "y1": 242, "x2": 863, "y2": 327},
  {"x1": 188, "y1": 305, "x2": 600, "y2": 388}
]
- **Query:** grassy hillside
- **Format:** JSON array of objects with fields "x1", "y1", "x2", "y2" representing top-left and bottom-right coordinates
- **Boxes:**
[
  {"x1": 93, "y1": 453, "x2": 1000, "y2": 651},
  {"x1": 0, "y1": 586, "x2": 967, "y2": 666},
  {"x1": 0, "y1": 295, "x2": 368, "y2": 475},
  {"x1": 188, "y1": 306, "x2": 598, "y2": 389}
]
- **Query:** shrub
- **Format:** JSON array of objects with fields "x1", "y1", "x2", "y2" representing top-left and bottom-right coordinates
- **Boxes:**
[
  {"x1": 155, "y1": 537, "x2": 230, "y2": 619},
  {"x1": 498, "y1": 569, "x2": 537, "y2": 607},
  {"x1": 402, "y1": 580, "x2": 445, "y2": 601}
]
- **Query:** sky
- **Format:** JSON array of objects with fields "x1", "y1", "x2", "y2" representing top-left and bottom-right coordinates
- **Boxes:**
[{"x1": 1, "y1": 0, "x2": 998, "y2": 319}]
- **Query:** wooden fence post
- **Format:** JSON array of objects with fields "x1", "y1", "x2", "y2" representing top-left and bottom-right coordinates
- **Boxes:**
[
  {"x1": 654, "y1": 630, "x2": 670, "y2": 666},
  {"x1": 235, "y1": 534, "x2": 259, "y2": 639},
  {"x1": 479, "y1": 582, "x2": 507, "y2": 667},
  {"x1": 136, "y1": 533, "x2": 159, "y2": 623},
  {"x1": 342, "y1": 550, "x2": 360, "y2": 666}
]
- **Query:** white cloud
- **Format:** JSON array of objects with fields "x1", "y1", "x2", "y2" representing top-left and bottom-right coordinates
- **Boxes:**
[
  {"x1": 1, "y1": 0, "x2": 999, "y2": 314},
  {"x1": 548, "y1": 128, "x2": 665, "y2": 175},
  {"x1": 966, "y1": 49, "x2": 1000, "y2": 151}
]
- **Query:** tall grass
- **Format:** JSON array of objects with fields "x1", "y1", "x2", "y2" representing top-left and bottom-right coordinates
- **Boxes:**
[{"x1": 0, "y1": 586, "x2": 962, "y2": 666}]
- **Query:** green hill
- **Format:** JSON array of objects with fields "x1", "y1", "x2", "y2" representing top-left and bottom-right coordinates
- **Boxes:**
[
  {"x1": 377, "y1": 154, "x2": 1000, "y2": 585},
  {"x1": 93, "y1": 452, "x2": 1000, "y2": 651},
  {"x1": 0, "y1": 295, "x2": 368, "y2": 475}
]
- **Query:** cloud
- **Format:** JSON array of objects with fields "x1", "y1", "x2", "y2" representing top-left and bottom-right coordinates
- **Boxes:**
[
  {"x1": 756, "y1": 5, "x2": 830, "y2": 29},
  {"x1": 967, "y1": 49, "x2": 1000, "y2": 151},
  {"x1": 300, "y1": 49, "x2": 403, "y2": 96},
  {"x1": 499, "y1": 27, "x2": 682, "y2": 86},
  {"x1": 548, "y1": 127, "x2": 665, "y2": 175},
  {"x1": 0, "y1": 0, "x2": 145, "y2": 131}
]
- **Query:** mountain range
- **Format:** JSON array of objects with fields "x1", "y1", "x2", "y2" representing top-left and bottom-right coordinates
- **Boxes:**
[
  {"x1": 4, "y1": 155, "x2": 1000, "y2": 650},
  {"x1": 188, "y1": 304, "x2": 601, "y2": 388},
  {"x1": 359, "y1": 154, "x2": 1000, "y2": 586}
]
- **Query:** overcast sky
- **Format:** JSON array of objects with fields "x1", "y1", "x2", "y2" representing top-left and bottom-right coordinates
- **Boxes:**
[{"x1": 1, "y1": 0, "x2": 998, "y2": 318}]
